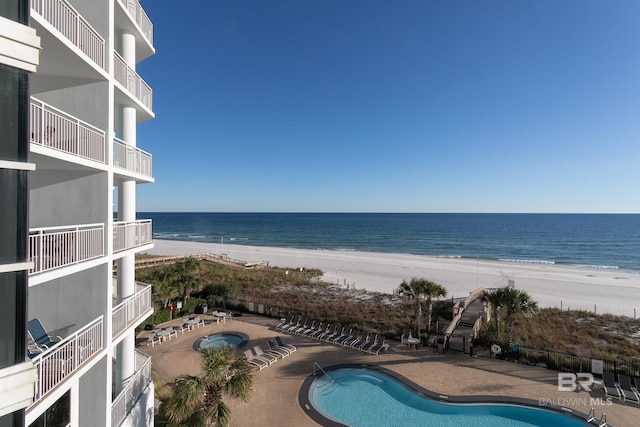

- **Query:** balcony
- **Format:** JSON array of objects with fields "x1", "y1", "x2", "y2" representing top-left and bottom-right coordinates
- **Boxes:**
[
  {"x1": 113, "y1": 220, "x2": 152, "y2": 253},
  {"x1": 29, "y1": 223, "x2": 105, "y2": 275},
  {"x1": 30, "y1": 316, "x2": 104, "y2": 405},
  {"x1": 113, "y1": 138, "x2": 152, "y2": 179},
  {"x1": 112, "y1": 284, "x2": 153, "y2": 340},
  {"x1": 114, "y1": 52, "x2": 153, "y2": 111},
  {"x1": 119, "y1": 0, "x2": 153, "y2": 46},
  {"x1": 31, "y1": 0, "x2": 105, "y2": 69},
  {"x1": 31, "y1": 97, "x2": 106, "y2": 164},
  {"x1": 111, "y1": 351, "x2": 151, "y2": 427}
]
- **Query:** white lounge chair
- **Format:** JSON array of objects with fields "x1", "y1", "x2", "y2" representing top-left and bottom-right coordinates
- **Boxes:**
[
  {"x1": 252, "y1": 345, "x2": 277, "y2": 365},
  {"x1": 268, "y1": 340, "x2": 291, "y2": 357},
  {"x1": 275, "y1": 336, "x2": 296, "y2": 353},
  {"x1": 244, "y1": 350, "x2": 268, "y2": 370}
]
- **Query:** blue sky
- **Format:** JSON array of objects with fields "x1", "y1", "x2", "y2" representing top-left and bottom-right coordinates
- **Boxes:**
[{"x1": 136, "y1": 0, "x2": 640, "y2": 213}]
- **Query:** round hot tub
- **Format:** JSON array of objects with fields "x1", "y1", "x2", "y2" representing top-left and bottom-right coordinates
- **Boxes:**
[{"x1": 193, "y1": 332, "x2": 249, "y2": 351}]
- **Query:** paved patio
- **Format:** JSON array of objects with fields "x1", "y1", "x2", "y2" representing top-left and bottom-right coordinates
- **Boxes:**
[{"x1": 139, "y1": 313, "x2": 640, "y2": 427}]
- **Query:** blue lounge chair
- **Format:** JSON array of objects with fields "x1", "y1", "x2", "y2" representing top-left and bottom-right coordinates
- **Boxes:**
[{"x1": 28, "y1": 318, "x2": 62, "y2": 351}]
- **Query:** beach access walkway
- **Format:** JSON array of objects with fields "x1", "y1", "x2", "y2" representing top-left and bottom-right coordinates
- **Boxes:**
[{"x1": 139, "y1": 312, "x2": 640, "y2": 427}]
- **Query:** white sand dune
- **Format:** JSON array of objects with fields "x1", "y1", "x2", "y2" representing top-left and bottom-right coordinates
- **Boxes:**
[{"x1": 147, "y1": 239, "x2": 640, "y2": 317}]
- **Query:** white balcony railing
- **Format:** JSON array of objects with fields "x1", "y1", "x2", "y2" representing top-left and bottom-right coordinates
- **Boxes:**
[
  {"x1": 31, "y1": 316, "x2": 104, "y2": 404},
  {"x1": 31, "y1": 0, "x2": 105, "y2": 68},
  {"x1": 111, "y1": 351, "x2": 152, "y2": 427},
  {"x1": 113, "y1": 138, "x2": 152, "y2": 178},
  {"x1": 29, "y1": 223, "x2": 105, "y2": 275},
  {"x1": 114, "y1": 52, "x2": 153, "y2": 111},
  {"x1": 119, "y1": 0, "x2": 153, "y2": 45},
  {"x1": 112, "y1": 284, "x2": 152, "y2": 339},
  {"x1": 113, "y1": 220, "x2": 152, "y2": 253},
  {"x1": 30, "y1": 97, "x2": 106, "y2": 164}
]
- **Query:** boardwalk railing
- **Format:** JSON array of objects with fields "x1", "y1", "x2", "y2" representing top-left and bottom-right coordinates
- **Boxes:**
[
  {"x1": 31, "y1": 97, "x2": 106, "y2": 163},
  {"x1": 113, "y1": 220, "x2": 152, "y2": 253},
  {"x1": 31, "y1": 0, "x2": 105, "y2": 68},
  {"x1": 112, "y1": 284, "x2": 153, "y2": 339},
  {"x1": 29, "y1": 223, "x2": 105, "y2": 274},
  {"x1": 31, "y1": 316, "x2": 104, "y2": 404},
  {"x1": 131, "y1": 252, "x2": 266, "y2": 270},
  {"x1": 114, "y1": 52, "x2": 153, "y2": 110},
  {"x1": 111, "y1": 351, "x2": 152, "y2": 427},
  {"x1": 113, "y1": 137, "x2": 152, "y2": 178},
  {"x1": 444, "y1": 287, "x2": 486, "y2": 337}
]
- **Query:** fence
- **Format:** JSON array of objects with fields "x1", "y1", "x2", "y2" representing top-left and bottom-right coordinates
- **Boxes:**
[{"x1": 480, "y1": 342, "x2": 640, "y2": 378}]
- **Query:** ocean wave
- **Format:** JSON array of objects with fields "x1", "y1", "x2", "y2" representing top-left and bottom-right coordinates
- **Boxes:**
[
  {"x1": 188, "y1": 235, "x2": 206, "y2": 239},
  {"x1": 572, "y1": 264, "x2": 619, "y2": 270},
  {"x1": 499, "y1": 258, "x2": 556, "y2": 265}
]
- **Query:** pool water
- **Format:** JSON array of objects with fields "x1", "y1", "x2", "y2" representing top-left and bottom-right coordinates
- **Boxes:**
[
  {"x1": 310, "y1": 369, "x2": 588, "y2": 427},
  {"x1": 197, "y1": 333, "x2": 244, "y2": 351}
]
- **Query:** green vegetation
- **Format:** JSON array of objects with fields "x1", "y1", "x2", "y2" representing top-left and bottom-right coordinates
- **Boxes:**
[
  {"x1": 161, "y1": 346, "x2": 253, "y2": 427},
  {"x1": 136, "y1": 257, "x2": 446, "y2": 338},
  {"x1": 397, "y1": 278, "x2": 447, "y2": 337},
  {"x1": 137, "y1": 256, "x2": 640, "y2": 364},
  {"x1": 481, "y1": 286, "x2": 538, "y2": 343}
]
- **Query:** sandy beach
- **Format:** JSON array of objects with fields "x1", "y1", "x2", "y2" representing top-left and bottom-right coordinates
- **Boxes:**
[{"x1": 147, "y1": 239, "x2": 640, "y2": 317}]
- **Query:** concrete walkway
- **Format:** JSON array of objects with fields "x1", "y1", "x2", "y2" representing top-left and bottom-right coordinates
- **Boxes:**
[{"x1": 139, "y1": 313, "x2": 639, "y2": 427}]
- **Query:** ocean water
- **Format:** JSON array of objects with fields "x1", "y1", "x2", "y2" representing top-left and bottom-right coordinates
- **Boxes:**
[{"x1": 140, "y1": 213, "x2": 640, "y2": 271}]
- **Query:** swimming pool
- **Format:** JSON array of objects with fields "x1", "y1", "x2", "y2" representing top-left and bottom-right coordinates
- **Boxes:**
[
  {"x1": 302, "y1": 365, "x2": 590, "y2": 427},
  {"x1": 193, "y1": 332, "x2": 248, "y2": 351}
]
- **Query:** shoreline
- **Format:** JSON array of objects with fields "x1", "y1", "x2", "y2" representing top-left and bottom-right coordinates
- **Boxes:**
[{"x1": 147, "y1": 239, "x2": 640, "y2": 318}]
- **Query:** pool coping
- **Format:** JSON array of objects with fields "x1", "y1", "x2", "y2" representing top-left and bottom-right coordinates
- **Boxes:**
[
  {"x1": 192, "y1": 331, "x2": 250, "y2": 352},
  {"x1": 298, "y1": 363, "x2": 599, "y2": 427}
]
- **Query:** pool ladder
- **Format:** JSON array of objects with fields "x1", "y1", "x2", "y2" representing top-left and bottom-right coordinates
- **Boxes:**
[
  {"x1": 587, "y1": 408, "x2": 607, "y2": 427},
  {"x1": 313, "y1": 362, "x2": 335, "y2": 385}
]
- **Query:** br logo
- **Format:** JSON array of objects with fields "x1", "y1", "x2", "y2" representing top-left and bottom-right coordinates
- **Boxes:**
[{"x1": 558, "y1": 373, "x2": 595, "y2": 392}]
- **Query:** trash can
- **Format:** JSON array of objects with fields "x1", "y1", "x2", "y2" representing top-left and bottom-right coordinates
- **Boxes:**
[{"x1": 436, "y1": 337, "x2": 444, "y2": 353}]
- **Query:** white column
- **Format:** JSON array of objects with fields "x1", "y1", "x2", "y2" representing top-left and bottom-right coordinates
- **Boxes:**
[
  {"x1": 122, "y1": 32, "x2": 136, "y2": 67},
  {"x1": 116, "y1": 31, "x2": 138, "y2": 391}
]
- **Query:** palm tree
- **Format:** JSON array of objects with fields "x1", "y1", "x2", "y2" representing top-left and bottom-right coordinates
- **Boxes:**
[
  {"x1": 482, "y1": 286, "x2": 538, "y2": 342},
  {"x1": 481, "y1": 287, "x2": 506, "y2": 335},
  {"x1": 165, "y1": 346, "x2": 253, "y2": 427},
  {"x1": 397, "y1": 278, "x2": 447, "y2": 337}
]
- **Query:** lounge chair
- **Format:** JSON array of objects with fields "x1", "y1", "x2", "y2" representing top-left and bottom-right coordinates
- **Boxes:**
[
  {"x1": 618, "y1": 374, "x2": 640, "y2": 403},
  {"x1": 244, "y1": 350, "x2": 268, "y2": 370},
  {"x1": 342, "y1": 330, "x2": 361, "y2": 347},
  {"x1": 301, "y1": 321, "x2": 317, "y2": 336},
  {"x1": 602, "y1": 372, "x2": 622, "y2": 401},
  {"x1": 360, "y1": 335, "x2": 378, "y2": 352},
  {"x1": 275, "y1": 336, "x2": 297, "y2": 353},
  {"x1": 333, "y1": 328, "x2": 351, "y2": 345},
  {"x1": 309, "y1": 323, "x2": 326, "y2": 339},
  {"x1": 357, "y1": 334, "x2": 374, "y2": 351},
  {"x1": 276, "y1": 316, "x2": 292, "y2": 330},
  {"x1": 292, "y1": 319, "x2": 309, "y2": 335},
  {"x1": 323, "y1": 326, "x2": 341, "y2": 342},
  {"x1": 351, "y1": 332, "x2": 369, "y2": 349},
  {"x1": 28, "y1": 318, "x2": 62, "y2": 351},
  {"x1": 286, "y1": 317, "x2": 302, "y2": 333},
  {"x1": 252, "y1": 345, "x2": 277, "y2": 364},
  {"x1": 317, "y1": 324, "x2": 335, "y2": 341},
  {"x1": 368, "y1": 338, "x2": 387, "y2": 355},
  {"x1": 268, "y1": 340, "x2": 291, "y2": 357}
]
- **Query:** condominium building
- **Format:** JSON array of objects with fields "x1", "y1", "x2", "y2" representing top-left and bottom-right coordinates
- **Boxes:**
[{"x1": 1, "y1": 1, "x2": 155, "y2": 426}]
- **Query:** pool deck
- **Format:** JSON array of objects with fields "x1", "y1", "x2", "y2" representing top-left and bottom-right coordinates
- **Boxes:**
[{"x1": 139, "y1": 313, "x2": 640, "y2": 427}]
